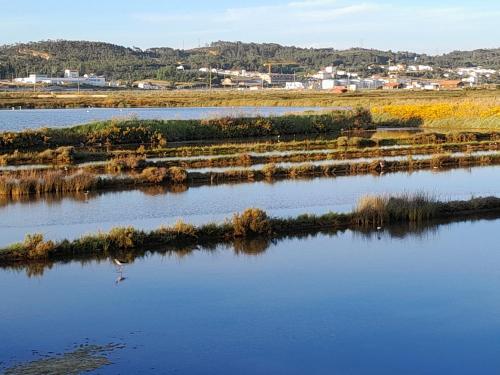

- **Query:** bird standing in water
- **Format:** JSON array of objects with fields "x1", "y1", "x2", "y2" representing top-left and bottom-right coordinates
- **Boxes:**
[{"x1": 113, "y1": 259, "x2": 129, "y2": 285}]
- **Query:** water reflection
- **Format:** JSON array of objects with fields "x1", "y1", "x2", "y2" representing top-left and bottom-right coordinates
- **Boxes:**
[
  {"x1": 1, "y1": 165, "x2": 500, "y2": 248},
  {"x1": 0, "y1": 184, "x2": 189, "y2": 208},
  {"x1": 3, "y1": 217, "x2": 500, "y2": 374},
  {"x1": 0, "y1": 106, "x2": 340, "y2": 132},
  {"x1": 5, "y1": 215, "x2": 498, "y2": 279}
]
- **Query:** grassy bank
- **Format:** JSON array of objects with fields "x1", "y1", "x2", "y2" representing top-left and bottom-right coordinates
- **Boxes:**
[
  {"x1": 0, "y1": 110, "x2": 371, "y2": 151},
  {"x1": 2, "y1": 130, "x2": 499, "y2": 167},
  {"x1": 125, "y1": 141, "x2": 498, "y2": 171},
  {"x1": 0, "y1": 88, "x2": 498, "y2": 109},
  {"x1": 1, "y1": 152, "x2": 499, "y2": 199},
  {"x1": 2, "y1": 194, "x2": 499, "y2": 264}
]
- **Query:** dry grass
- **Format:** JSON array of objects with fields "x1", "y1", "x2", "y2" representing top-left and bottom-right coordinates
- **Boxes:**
[
  {"x1": 355, "y1": 193, "x2": 438, "y2": 226},
  {"x1": 2, "y1": 195, "x2": 500, "y2": 263},
  {"x1": 1, "y1": 88, "x2": 498, "y2": 109}
]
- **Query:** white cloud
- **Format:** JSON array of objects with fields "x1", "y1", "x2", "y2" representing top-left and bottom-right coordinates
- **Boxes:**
[
  {"x1": 288, "y1": 0, "x2": 339, "y2": 8},
  {"x1": 127, "y1": 1, "x2": 499, "y2": 52}
]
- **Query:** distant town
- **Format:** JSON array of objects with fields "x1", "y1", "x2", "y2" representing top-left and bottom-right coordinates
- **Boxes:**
[
  {"x1": 1, "y1": 40, "x2": 497, "y2": 92},
  {"x1": 9, "y1": 62, "x2": 497, "y2": 93}
]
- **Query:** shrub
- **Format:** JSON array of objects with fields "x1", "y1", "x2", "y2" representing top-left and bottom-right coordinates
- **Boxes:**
[
  {"x1": 232, "y1": 208, "x2": 271, "y2": 237},
  {"x1": 23, "y1": 233, "x2": 55, "y2": 259},
  {"x1": 336, "y1": 136, "x2": 348, "y2": 147},
  {"x1": 262, "y1": 163, "x2": 277, "y2": 178},
  {"x1": 238, "y1": 153, "x2": 253, "y2": 165},
  {"x1": 108, "y1": 227, "x2": 137, "y2": 249},
  {"x1": 140, "y1": 167, "x2": 168, "y2": 183},
  {"x1": 172, "y1": 220, "x2": 197, "y2": 238},
  {"x1": 55, "y1": 146, "x2": 75, "y2": 164},
  {"x1": 108, "y1": 154, "x2": 146, "y2": 172},
  {"x1": 168, "y1": 167, "x2": 188, "y2": 183}
]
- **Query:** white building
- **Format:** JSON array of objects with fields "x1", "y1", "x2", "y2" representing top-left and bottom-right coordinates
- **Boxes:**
[
  {"x1": 313, "y1": 71, "x2": 333, "y2": 80},
  {"x1": 418, "y1": 65, "x2": 434, "y2": 72},
  {"x1": 321, "y1": 79, "x2": 336, "y2": 90},
  {"x1": 285, "y1": 82, "x2": 304, "y2": 90},
  {"x1": 64, "y1": 69, "x2": 79, "y2": 78},
  {"x1": 138, "y1": 82, "x2": 160, "y2": 90},
  {"x1": 388, "y1": 64, "x2": 405, "y2": 72},
  {"x1": 423, "y1": 83, "x2": 440, "y2": 90},
  {"x1": 15, "y1": 71, "x2": 106, "y2": 87},
  {"x1": 15, "y1": 74, "x2": 48, "y2": 84},
  {"x1": 325, "y1": 66, "x2": 335, "y2": 74}
]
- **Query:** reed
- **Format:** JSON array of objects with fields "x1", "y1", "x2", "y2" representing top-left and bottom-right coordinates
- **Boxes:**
[
  {"x1": 0, "y1": 170, "x2": 98, "y2": 197},
  {"x1": 2, "y1": 152, "x2": 500, "y2": 198},
  {"x1": 2, "y1": 195, "x2": 500, "y2": 263},
  {"x1": 355, "y1": 193, "x2": 438, "y2": 226}
]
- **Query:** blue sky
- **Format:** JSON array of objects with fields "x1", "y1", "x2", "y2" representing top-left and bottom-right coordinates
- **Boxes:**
[{"x1": 1, "y1": 0, "x2": 499, "y2": 54}]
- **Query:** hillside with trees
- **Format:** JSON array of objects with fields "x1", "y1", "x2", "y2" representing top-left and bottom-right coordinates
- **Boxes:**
[{"x1": 0, "y1": 40, "x2": 498, "y2": 82}]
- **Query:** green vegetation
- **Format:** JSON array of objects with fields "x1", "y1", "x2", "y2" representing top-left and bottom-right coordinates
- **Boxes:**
[
  {"x1": 0, "y1": 110, "x2": 372, "y2": 150},
  {"x1": 2, "y1": 195, "x2": 499, "y2": 264},
  {"x1": 1, "y1": 40, "x2": 499, "y2": 81}
]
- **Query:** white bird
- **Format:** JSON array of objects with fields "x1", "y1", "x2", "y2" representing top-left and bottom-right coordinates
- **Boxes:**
[
  {"x1": 113, "y1": 259, "x2": 129, "y2": 285},
  {"x1": 113, "y1": 259, "x2": 128, "y2": 267}
]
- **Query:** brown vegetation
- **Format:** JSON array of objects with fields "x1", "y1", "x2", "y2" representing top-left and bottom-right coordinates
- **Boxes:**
[{"x1": 2, "y1": 195, "x2": 500, "y2": 264}]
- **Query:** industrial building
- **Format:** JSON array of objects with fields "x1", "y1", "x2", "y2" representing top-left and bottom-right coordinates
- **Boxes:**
[{"x1": 15, "y1": 70, "x2": 106, "y2": 87}]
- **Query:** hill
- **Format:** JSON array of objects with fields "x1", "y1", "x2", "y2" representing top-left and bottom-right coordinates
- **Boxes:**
[{"x1": 0, "y1": 40, "x2": 498, "y2": 82}]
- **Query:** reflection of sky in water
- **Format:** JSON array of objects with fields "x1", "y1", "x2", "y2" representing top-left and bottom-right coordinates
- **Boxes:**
[
  {"x1": 187, "y1": 150, "x2": 500, "y2": 173},
  {"x1": 0, "y1": 106, "x2": 343, "y2": 132},
  {"x1": 2, "y1": 219, "x2": 500, "y2": 374},
  {"x1": 0, "y1": 165, "x2": 499, "y2": 246}
]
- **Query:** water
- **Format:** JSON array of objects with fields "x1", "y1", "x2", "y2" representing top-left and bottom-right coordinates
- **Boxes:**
[
  {"x1": 185, "y1": 150, "x2": 499, "y2": 173},
  {"x1": 0, "y1": 106, "x2": 340, "y2": 132},
  {"x1": 1, "y1": 165, "x2": 499, "y2": 247},
  {"x1": 2, "y1": 219, "x2": 500, "y2": 374},
  {"x1": 2, "y1": 147, "x2": 495, "y2": 173}
]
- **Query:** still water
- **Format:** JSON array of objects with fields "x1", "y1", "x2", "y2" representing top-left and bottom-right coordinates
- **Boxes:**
[
  {"x1": 0, "y1": 165, "x2": 499, "y2": 247},
  {"x1": 0, "y1": 106, "x2": 339, "y2": 132},
  {"x1": 1, "y1": 219, "x2": 500, "y2": 374}
]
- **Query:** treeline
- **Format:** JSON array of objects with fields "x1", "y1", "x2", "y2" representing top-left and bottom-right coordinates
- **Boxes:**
[{"x1": 0, "y1": 40, "x2": 499, "y2": 81}]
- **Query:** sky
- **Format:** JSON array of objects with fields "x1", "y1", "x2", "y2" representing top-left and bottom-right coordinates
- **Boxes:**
[{"x1": 0, "y1": 0, "x2": 499, "y2": 54}]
